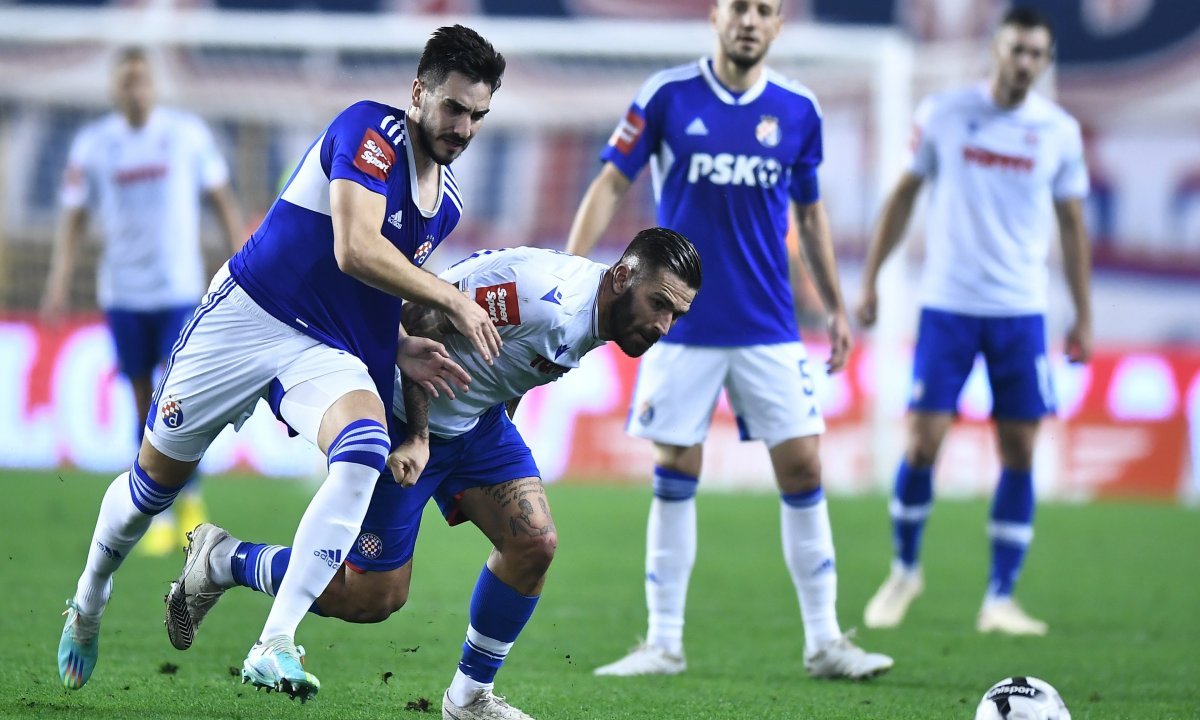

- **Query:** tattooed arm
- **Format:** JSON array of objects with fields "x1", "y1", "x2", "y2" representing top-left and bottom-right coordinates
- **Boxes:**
[
  {"x1": 387, "y1": 375, "x2": 430, "y2": 487},
  {"x1": 401, "y1": 299, "x2": 458, "y2": 342}
]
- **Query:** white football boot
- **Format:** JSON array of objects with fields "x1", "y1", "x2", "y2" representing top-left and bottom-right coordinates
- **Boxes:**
[
  {"x1": 804, "y1": 631, "x2": 894, "y2": 680},
  {"x1": 165, "y1": 523, "x2": 231, "y2": 650},
  {"x1": 977, "y1": 597, "x2": 1048, "y2": 636},
  {"x1": 442, "y1": 689, "x2": 535, "y2": 720},
  {"x1": 863, "y1": 562, "x2": 924, "y2": 629},
  {"x1": 593, "y1": 642, "x2": 686, "y2": 676}
]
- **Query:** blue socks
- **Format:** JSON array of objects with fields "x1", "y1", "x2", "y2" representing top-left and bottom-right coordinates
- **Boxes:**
[
  {"x1": 231, "y1": 543, "x2": 290, "y2": 596},
  {"x1": 890, "y1": 460, "x2": 933, "y2": 568},
  {"x1": 458, "y1": 565, "x2": 539, "y2": 686},
  {"x1": 988, "y1": 468, "x2": 1034, "y2": 598}
]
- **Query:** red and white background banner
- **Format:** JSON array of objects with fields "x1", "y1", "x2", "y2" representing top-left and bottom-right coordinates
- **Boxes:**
[{"x1": 4, "y1": 316, "x2": 1197, "y2": 502}]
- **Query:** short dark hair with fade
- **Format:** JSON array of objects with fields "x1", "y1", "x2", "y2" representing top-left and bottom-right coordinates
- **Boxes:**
[
  {"x1": 1001, "y1": 6, "x2": 1054, "y2": 43},
  {"x1": 417, "y1": 25, "x2": 506, "y2": 94},
  {"x1": 620, "y1": 227, "x2": 703, "y2": 290}
]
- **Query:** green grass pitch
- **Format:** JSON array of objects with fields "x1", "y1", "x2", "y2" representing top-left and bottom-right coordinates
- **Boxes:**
[{"x1": 1, "y1": 470, "x2": 1197, "y2": 719}]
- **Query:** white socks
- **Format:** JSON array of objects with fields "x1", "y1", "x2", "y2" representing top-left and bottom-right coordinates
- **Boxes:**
[
  {"x1": 257, "y1": 456, "x2": 378, "y2": 642},
  {"x1": 780, "y1": 495, "x2": 842, "y2": 653},
  {"x1": 74, "y1": 471, "x2": 167, "y2": 615},
  {"x1": 645, "y1": 497, "x2": 696, "y2": 656}
]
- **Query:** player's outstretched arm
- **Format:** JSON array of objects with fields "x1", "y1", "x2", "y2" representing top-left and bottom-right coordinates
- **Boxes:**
[
  {"x1": 39, "y1": 206, "x2": 88, "y2": 326},
  {"x1": 791, "y1": 199, "x2": 852, "y2": 373},
  {"x1": 565, "y1": 162, "x2": 632, "y2": 257},
  {"x1": 857, "y1": 171, "x2": 923, "y2": 329},
  {"x1": 206, "y1": 184, "x2": 246, "y2": 253},
  {"x1": 330, "y1": 178, "x2": 500, "y2": 363},
  {"x1": 1055, "y1": 197, "x2": 1093, "y2": 363}
]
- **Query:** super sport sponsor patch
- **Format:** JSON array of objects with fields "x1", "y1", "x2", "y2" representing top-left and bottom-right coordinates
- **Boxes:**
[
  {"x1": 474, "y1": 281, "x2": 521, "y2": 327},
  {"x1": 354, "y1": 128, "x2": 396, "y2": 181},
  {"x1": 609, "y1": 109, "x2": 645, "y2": 155}
]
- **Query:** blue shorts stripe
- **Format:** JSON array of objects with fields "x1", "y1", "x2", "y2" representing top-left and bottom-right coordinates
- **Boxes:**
[{"x1": 149, "y1": 275, "x2": 237, "y2": 425}]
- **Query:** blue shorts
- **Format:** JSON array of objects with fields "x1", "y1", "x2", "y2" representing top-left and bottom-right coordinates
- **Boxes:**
[
  {"x1": 909, "y1": 308, "x2": 1055, "y2": 421},
  {"x1": 105, "y1": 305, "x2": 196, "y2": 380},
  {"x1": 347, "y1": 404, "x2": 541, "y2": 573}
]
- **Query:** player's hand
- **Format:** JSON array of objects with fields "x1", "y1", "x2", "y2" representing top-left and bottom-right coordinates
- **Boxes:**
[
  {"x1": 446, "y1": 293, "x2": 502, "y2": 365},
  {"x1": 855, "y1": 287, "x2": 878, "y2": 329},
  {"x1": 396, "y1": 335, "x2": 471, "y2": 400},
  {"x1": 1065, "y1": 320, "x2": 1093, "y2": 364},
  {"x1": 826, "y1": 311, "x2": 852, "y2": 374},
  {"x1": 387, "y1": 437, "x2": 430, "y2": 488}
]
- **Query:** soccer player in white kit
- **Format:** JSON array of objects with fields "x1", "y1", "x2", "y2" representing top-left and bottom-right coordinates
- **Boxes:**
[
  {"x1": 56, "y1": 26, "x2": 505, "y2": 700},
  {"x1": 163, "y1": 230, "x2": 702, "y2": 720},
  {"x1": 40, "y1": 48, "x2": 244, "y2": 555},
  {"x1": 567, "y1": 0, "x2": 892, "y2": 679},
  {"x1": 857, "y1": 8, "x2": 1093, "y2": 636}
]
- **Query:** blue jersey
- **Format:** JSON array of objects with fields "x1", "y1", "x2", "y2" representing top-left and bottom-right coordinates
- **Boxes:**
[
  {"x1": 602, "y1": 59, "x2": 822, "y2": 346},
  {"x1": 230, "y1": 100, "x2": 462, "y2": 398}
]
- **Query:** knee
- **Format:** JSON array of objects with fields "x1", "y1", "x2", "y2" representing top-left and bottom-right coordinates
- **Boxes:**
[
  {"x1": 508, "y1": 532, "x2": 557, "y2": 580},
  {"x1": 653, "y1": 443, "x2": 702, "y2": 478},
  {"x1": 777, "y1": 453, "x2": 822, "y2": 494},
  {"x1": 329, "y1": 585, "x2": 408, "y2": 624}
]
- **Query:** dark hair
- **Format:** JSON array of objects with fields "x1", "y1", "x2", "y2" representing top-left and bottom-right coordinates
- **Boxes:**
[
  {"x1": 1001, "y1": 7, "x2": 1054, "y2": 43},
  {"x1": 115, "y1": 47, "x2": 149, "y2": 67},
  {"x1": 417, "y1": 25, "x2": 506, "y2": 93},
  {"x1": 620, "y1": 227, "x2": 702, "y2": 290}
]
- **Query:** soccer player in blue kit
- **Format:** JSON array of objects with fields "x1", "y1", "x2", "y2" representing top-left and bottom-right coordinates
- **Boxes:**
[
  {"x1": 858, "y1": 8, "x2": 1093, "y2": 637},
  {"x1": 165, "y1": 230, "x2": 703, "y2": 720},
  {"x1": 567, "y1": 0, "x2": 892, "y2": 679},
  {"x1": 57, "y1": 26, "x2": 504, "y2": 700}
]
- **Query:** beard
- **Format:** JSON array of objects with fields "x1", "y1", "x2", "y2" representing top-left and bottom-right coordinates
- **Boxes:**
[
  {"x1": 413, "y1": 116, "x2": 469, "y2": 166},
  {"x1": 723, "y1": 37, "x2": 767, "y2": 70},
  {"x1": 608, "y1": 290, "x2": 658, "y2": 358}
]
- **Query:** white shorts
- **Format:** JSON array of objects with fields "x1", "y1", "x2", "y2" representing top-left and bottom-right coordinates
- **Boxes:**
[
  {"x1": 626, "y1": 342, "x2": 825, "y2": 449},
  {"x1": 145, "y1": 265, "x2": 378, "y2": 462}
]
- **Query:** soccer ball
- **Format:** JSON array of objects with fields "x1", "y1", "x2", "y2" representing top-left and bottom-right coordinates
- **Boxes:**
[{"x1": 974, "y1": 676, "x2": 1071, "y2": 720}]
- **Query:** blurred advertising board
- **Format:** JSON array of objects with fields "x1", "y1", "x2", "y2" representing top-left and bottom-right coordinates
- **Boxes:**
[{"x1": 3, "y1": 316, "x2": 1196, "y2": 501}]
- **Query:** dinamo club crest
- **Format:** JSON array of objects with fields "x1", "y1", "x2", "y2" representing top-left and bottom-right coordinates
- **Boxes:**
[
  {"x1": 413, "y1": 238, "x2": 434, "y2": 266},
  {"x1": 160, "y1": 395, "x2": 184, "y2": 429},
  {"x1": 756, "y1": 115, "x2": 781, "y2": 148}
]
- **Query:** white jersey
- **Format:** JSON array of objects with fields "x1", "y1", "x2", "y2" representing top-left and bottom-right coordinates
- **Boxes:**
[
  {"x1": 909, "y1": 84, "x2": 1089, "y2": 315},
  {"x1": 393, "y1": 247, "x2": 607, "y2": 438},
  {"x1": 61, "y1": 107, "x2": 230, "y2": 310}
]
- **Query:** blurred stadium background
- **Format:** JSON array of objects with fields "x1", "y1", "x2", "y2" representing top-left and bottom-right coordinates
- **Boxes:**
[{"x1": 1, "y1": 0, "x2": 1199, "y2": 505}]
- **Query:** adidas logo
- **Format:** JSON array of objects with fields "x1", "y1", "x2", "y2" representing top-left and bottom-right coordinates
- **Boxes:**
[
  {"x1": 387, "y1": 209, "x2": 403, "y2": 231},
  {"x1": 685, "y1": 117, "x2": 708, "y2": 136},
  {"x1": 314, "y1": 548, "x2": 343, "y2": 568}
]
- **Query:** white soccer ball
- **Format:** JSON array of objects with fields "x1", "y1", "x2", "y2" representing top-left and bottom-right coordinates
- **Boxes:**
[{"x1": 974, "y1": 676, "x2": 1071, "y2": 720}]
